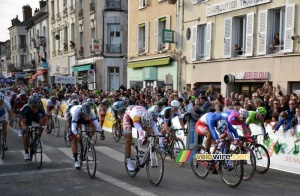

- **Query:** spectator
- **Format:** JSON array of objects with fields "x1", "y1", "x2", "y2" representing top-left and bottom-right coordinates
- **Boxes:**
[
  {"x1": 262, "y1": 81, "x2": 273, "y2": 96},
  {"x1": 234, "y1": 44, "x2": 243, "y2": 55},
  {"x1": 270, "y1": 33, "x2": 280, "y2": 52},
  {"x1": 274, "y1": 111, "x2": 291, "y2": 133},
  {"x1": 223, "y1": 97, "x2": 233, "y2": 111},
  {"x1": 290, "y1": 106, "x2": 300, "y2": 136},
  {"x1": 286, "y1": 99, "x2": 296, "y2": 120},
  {"x1": 264, "y1": 112, "x2": 279, "y2": 130},
  {"x1": 205, "y1": 84, "x2": 218, "y2": 100},
  {"x1": 233, "y1": 101, "x2": 241, "y2": 112}
]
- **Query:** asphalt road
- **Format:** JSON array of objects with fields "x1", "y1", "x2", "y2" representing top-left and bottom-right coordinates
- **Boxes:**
[{"x1": 0, "y1": 119, "x2": 299, "y2": 196}]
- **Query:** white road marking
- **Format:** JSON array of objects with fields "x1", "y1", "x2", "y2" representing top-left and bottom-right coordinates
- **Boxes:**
[
  {"x1": 58, "y1": 147, "x2": 99, "y2": 163},
  {"x1": 94, "y1": 146, "x2": 124, "y2": 162}
]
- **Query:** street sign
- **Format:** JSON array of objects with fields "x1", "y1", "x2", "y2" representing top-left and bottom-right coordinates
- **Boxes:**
[{"x1": 162, "y1": 29, "x2": 175, "y2": 43}]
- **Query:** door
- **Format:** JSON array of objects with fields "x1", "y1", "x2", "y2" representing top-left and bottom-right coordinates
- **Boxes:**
[{"x1": 109, "y1": 67, "x2": 120, "y2": 91}]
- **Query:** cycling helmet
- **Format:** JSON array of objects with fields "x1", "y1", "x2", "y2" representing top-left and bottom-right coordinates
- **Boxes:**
[
  {"x1": 0, "y1": 93, "x2": 5, "y2": 100},
  {"x1": 72, "y1": 99, "x2": 79, "y2": 106},
  {"x1": 12, "y1": 93, "x2": 17, "y2": 100},
  {"x1": 121, "y1": 97, "x2": 129, "y2": 102},
  {"x1": 217, "y1": 120, "x2": 228, "y2": 134},
  {"x1": 32, "y1": 93, "x2": 39, "y2": 97},
  {"x1": 50, "y1": 96, "x2": 57, "y2": 102},
  {"x1": 157, "y1": 101, "x2": 164, "y2": 107},
  {"x1": 239, "y1": 108, "x2": 249, "y2": 119},
  {"x1": 141, "y1": 112, "x2": 153, "y2": 128},
  {"x1": 86, "y1": 98, "x2": 94, "y2": 106},
  {"x1": 81, "y1": 103, "x2": 92, "y2": 117},
  {"x1": 28, "y1": 96, "x2": 40, "y2": 107},
  {"x1": 256, "y1": 106, "x2": 267, "y2": 115},
  {"x1": 20, "y1": 93, "x2": 27, "y2": 100},
  {"x1": 170, "y1": 100, "x2": 180, "y2": 108},
  {"x1": 71, "y1": 93, "x2": 78, "y2": 99}
]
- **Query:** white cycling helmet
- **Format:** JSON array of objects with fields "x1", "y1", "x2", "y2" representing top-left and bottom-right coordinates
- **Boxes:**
[
  {"x1": 217, "y1": 120, "x2": 228, "y2": 134},
  {"x1": 71, "y1": 93, "x2": 78, "y2": 99},
  {"x1": 239, "y1": 108, "x2": 249, "y2": 119},
  {"x1": 141, "y1": 112, "x2": 153, "y2": 128},
  {"x1": 170, "y1": 100, "x2": 180, "y2": 108}
]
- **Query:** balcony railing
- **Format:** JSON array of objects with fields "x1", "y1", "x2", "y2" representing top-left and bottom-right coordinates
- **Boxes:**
[
  {"x1": 106, "y1": 0, "x2": 121, "y2": 9},
  {"x1": 78, "y1": 9, "x2": 83, "y2": 19},
  {"x1": 69, "y1": 4, "x2": 75, "y2": 13},
  {"x1": 90, "y1": 3, "x2": 95, "y2": 13},
  {"x1": 106, "y1": 44, "x2": 121, "y2": 53},
  {"x1": 56, "y1": 13, "x2": 61, "y2": 20},
  {"x1": 23, "y1": 61, "x2": 36, "y2": 70},
  {"x1": 7, "y1": 63, "x2": 22, "y2": 72}
]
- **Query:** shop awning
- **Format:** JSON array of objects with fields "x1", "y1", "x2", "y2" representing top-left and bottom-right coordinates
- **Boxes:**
[
  {"x1": 31, "y1": 70, "x2": 46, "y2": 80},
  {"x1": 72, "y1": 64, "x2": 92, "y2": 72},
  {"x1": 128, "y1": 57, "x2": 170, "y2": 68},
  {"x1": 24, "y1": 72, "x2": 33, "y2": 79}
]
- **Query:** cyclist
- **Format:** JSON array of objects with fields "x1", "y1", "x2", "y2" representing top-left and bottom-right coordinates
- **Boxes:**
[
  {"x1": 0, "y1": 93, "x2": 13, "y2": 151},
  {"x1": 246, "y1": 106, "x2": 268, "y2": 140},
  {"x1": 225, "y1": 109, "x2": 251, "y2": 137},
  {"x1": 124, "y1": 105, "x2": 161, "y2": 171},
  {"x1": 86, "y1": 98, "x2": 98, "y2": 118},
  {"x1": 20, "y1": 96, "x2": 48, "y2": 160},
  {"x1": 69, "y1": 103, "x2": 103, "y2": 169},
  {"x1": 111, "y1": 97, "x2": 130, "y2": 125},
  {"x1": 148, "y1": 101, "x2": 165, "y2": 146},
  {"x1": 158, "y1": 100, "x2": 187, "y2": 137},
  {"x1": 14, "y1": 94, "x2": 28, "y2": 136},
  {"x1": 97, "y1": 99, "x2": 108, "y2": 128},
  {"x1": 67, "y1": 93, "x2": 78, "y2": 106}
]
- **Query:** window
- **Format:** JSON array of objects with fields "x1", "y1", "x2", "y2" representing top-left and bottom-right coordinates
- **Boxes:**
[
  {"x1": 136, "y1": 22, "x2": 149, "y2": 54},
  {"x1": 64, "y1": 26, "x2": 68, "y2": 51},
  {"x1": 191, "y1": 22, "x2": 212, "y2": 61},
  {"x1": 139, "y1": 0, "x2": 147, "y2": 9},
  {"x1": 258, "y1": 4, "x2": 294, "y2": 55},
  {"x1": 224, "y1": 13, "x2": 254, "y2": 58},
  {"x1": 107, "y1": 24, "x2": 121, "y2": 53},
  {"x1": 193, "y1": 0, "x2": 207, "y2": 4},
  {"x1": 154, "y1": 16, "x2": 170, "y2": 52}
]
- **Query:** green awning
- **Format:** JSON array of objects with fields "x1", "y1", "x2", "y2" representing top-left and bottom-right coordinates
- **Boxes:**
[
  {"x1": 24, "y1": 72, "x2": 32, "y2": 79},
  {"x1": 128, "y1": 57, "x2": 170, "y2": 68},
  {"x1": 72, "y1": 64, "x2": 91, "y2": 72}
]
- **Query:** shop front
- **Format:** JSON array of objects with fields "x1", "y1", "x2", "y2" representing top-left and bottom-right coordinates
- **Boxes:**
[
  {"x1": 72, "y1": 64, "x2": 95, "y2": 89},
  {"x1": 127, "y1": 56, "x2": 178, "y2": 90}
]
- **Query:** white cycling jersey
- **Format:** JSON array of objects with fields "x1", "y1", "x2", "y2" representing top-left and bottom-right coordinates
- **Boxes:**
[
  {"x1": 0, "y1": 100, "x2": 11, "y2": 122},
  {"x1": 69, "y1": 105, "x2": 102, "y2": 135},
  {"x1": 46, "y1": 99, "x2": 61, "y2": 108}
]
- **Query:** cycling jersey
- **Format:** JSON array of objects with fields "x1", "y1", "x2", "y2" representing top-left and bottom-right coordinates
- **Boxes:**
[
  {"x1": 123, "y1": 105, "x2": 159, "y2": 135},
  {"x1": 111, "y1": 101, "x2": 128, "y2": 119},
  {"x1": 19, "y1": 103, "x2": 46, "y2": 125},
  {"x1": 15, "y1": 96, "x2": 27, "y2": 111},
  {"x1": 148, "y1": 105, "x2": 161, "y2": 121},
  {"x1": 46, "y1": 99, "x2": 61, "y2": 108},
  {"x1": 0, "y1": 100, "x2": 11, "y2": 122},
  {"x1": 159, "y1": 107, "x2": 183, "y2": 122},
  {"x1": 69, "y1": 105, "x2": 101, "y2": 135},
  {"x1": 223, "y1": 110, "x2": 247, "y2": 131},
  {"x1": 246, "y1": 111, "x2": 264, "y2": 126},
  {"x1": 196, "y1": 112, "x2": 238, "y2": 141}
]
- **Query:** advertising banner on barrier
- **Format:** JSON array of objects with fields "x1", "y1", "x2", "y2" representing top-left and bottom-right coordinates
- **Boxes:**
[{"x1": 102, "y1": 107, "x2": 115, "y2": 132}]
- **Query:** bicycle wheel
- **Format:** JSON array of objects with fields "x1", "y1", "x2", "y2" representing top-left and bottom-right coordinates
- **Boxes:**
[
  {"x1": 92, "y1": 130, "x2": 97, "y2": 145},
  {"x1": 53, "y1": 117, "x2": 60, "y2": 137},
  {"x1": 252, "y1": 144, "x2": 270, "y2": 174},
  {"x1": 64, "y1": 124, "x2": 71, "y2": 148},
  {"x1": 171, "y1": 138, "x2": 185, "y2": 167},
  {"x1": 219, "y1": 157, "x2": 244, "y2": 188},
  {"x1": 34, "y1": 137, "x2": 43, "y2": 169},
  {"x1": 125, "y1": 143, "x2": 138, "y2": 177},
  {"x1": 77, "y1": 141, "x2": 83, "y2": 169},
  {"x1": 0, "y1": 130, "x2": 4, "y2": 159},
  {"x1": 112, "y1": 123, "x2": 121, "y2": 142},
  {"x1": 234, "y1": 146, "x2": 256, "y2": 181},
  {"x1": 190, "y1": 145, "x2": 210, "y2": 179},
  {"x1": 146, "y1": 147, "x2": 164, "y2": 186},
  {"x1": 86, "y1": 143, "x2": 97, "y2": 179}
]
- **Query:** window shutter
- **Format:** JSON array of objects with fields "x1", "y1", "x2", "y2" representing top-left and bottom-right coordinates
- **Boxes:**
[
  {"x1": 284, "y1": 4, "x2": 295, "y2": 53},
  {"x1": 192, "y1": 0, "x2": 198, "y2": 5},
  {"x1": 154, "y1": 19, "x2": 159, "y2": 52},
  {"x1": 165, "y1": 15, "x2": 171, "y2": 49},
  {"x1": 206, "y1": 22, "x2": 212, "y2": 60},
  {"x1": 135, "y1": 25, "x2": 139, "y2": 54},
  {"x1": 245, "y1": 12, "x2": 254, "y2": 57},
  {"x1": 257, "y1": 10, "x2": 267, "y2": 55},
  {"x1": 224, "y1": 17, "x2": 232, "y2": 58},
  {"x1": 139, "y1": 0, "x2": 143, "y2": 9},
  {"x1": 191, "y1": 26, "x2": 197, "y2": 61},
  {"x1": 145, "y1": 21, "x2": 149, "y2": 53}
]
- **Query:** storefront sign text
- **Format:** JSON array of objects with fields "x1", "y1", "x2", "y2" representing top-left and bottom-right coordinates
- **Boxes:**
[
  {"x1": 206, "y1": 0, "x2": 271, "y2": 17},
  {"x1": 54, "y1": 75, "x2": 77, "y2": 84},
  {"x1": 233, "y1": 71, "x2": 268, "y2": 80}
]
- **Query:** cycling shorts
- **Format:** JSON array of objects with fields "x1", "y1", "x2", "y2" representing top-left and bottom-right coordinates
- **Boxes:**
[
  {"x1": 122, "y1": 113, "x2": 133, "y2": 134},
  {"x1": 195, "y1": 120, "x2": 208, "y2": 136}
]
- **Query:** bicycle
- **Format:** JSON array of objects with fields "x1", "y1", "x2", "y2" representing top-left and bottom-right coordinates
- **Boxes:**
[
  {"x1": 191, "y1": 138, "x2": 244, "y2": 188},
  {"x1": 156, "y1": 127, "x2": 186, "y2": 167},
  {"x1": 27, "y1": 125, "x2": 47, "y2": 169},
  {"x1": 112, "y1": 119, "x2": 123, "y2": 142},
  {"x1": 77, "y1": 124, "x2": 97, "y2": 179},
  {"x1": 47, "y1": 113, "x2": 60, "y2": 137},
  {"x1": 0, "y1": 123, "x2": 5, "y2": 159},
  {"x1": 125, "y1": 132, "x2": 164, "y2": 186},
  {"x1": 240, "y1": 133, "x2": 270, "y2": 174}
]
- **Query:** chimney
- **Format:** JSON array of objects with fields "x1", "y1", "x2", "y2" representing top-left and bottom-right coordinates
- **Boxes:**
[
  {"x1": 22, "y1": 5, "x2": 32, "y2": 21},
  {"x1": 40, "y1": 0, "x2": 47, "y2": 9}
]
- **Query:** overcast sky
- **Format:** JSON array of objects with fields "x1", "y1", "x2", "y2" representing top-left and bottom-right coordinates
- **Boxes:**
[{"x1": 0, "y1": 0, "x2": 40, "y2": 41}]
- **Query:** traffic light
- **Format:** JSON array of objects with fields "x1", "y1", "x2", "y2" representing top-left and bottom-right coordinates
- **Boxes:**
[{"x1": 224, "y1": 74, "x2": 235, "y2": 84}]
